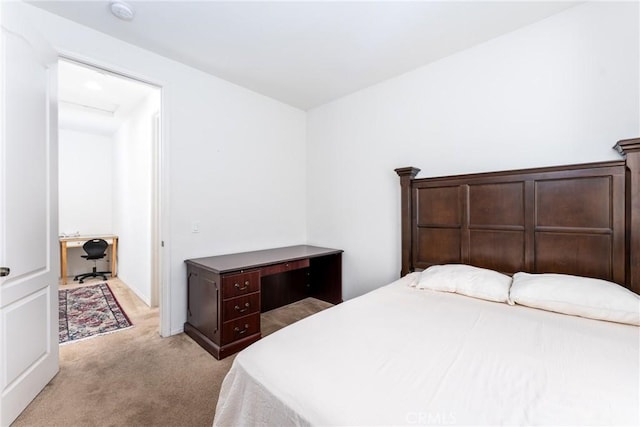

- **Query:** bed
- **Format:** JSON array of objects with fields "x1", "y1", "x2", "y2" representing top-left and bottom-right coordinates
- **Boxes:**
[{"x1": 213, "y1": 138, "x2": 640, "y2": 426}]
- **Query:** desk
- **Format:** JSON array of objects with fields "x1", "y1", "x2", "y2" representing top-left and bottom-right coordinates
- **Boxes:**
[
  {"x1": 59, "y1": 235, "x2": 118, "y2": 285},
  {"x1": 184, "y1": 245, "x2": 342, "y2": 359}
]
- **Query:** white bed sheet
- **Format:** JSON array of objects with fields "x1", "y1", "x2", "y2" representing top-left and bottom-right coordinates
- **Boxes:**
[{"x1": 214, "y1": 273, "x2": 640, "y2": 426}]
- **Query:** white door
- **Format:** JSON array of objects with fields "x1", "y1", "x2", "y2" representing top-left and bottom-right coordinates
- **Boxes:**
[{"x1": 0, "y1": 4, "x2": 59, "y2": 426}]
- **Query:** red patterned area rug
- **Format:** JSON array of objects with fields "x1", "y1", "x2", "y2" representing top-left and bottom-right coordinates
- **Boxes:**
[{"x1": 59, "y1": 283, "x2": 133, "y2": 344}]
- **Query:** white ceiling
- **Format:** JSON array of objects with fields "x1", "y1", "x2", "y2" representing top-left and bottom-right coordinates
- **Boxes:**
[
  {"x1": 59, "y1": 59, "x2": 157, "y2": 135},
  {"x1": 32, "y1": 1, "x2": 580, "y2": 110}
]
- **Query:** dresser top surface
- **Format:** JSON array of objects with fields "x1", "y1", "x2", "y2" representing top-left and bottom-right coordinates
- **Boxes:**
[{"x1": 185, "y1": 245, "x2": 342, "y2": 273}]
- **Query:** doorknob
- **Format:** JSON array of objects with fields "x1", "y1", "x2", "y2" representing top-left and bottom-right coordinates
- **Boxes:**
[{"x1": 0, "y1": 267, "x2": 9, "y2": 277}]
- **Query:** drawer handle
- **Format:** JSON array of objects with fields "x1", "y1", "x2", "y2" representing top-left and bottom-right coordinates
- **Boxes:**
[
  {"x1": 234, "y1": 324, "x2": 250, "y2": 335},
  {"x1": 234, "y1": 302, "x2": 250, "y2": 313},
  {"x1": 234, "y1": 281, "x2": 249, "y2": 291}
]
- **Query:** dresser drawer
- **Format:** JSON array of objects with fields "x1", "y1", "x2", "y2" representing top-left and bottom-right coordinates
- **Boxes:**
[
  {"x1": 222, "y1": 293, "x2": 260, "y2": 322},
  {"x1": 221, "y1": 270, "x2": 260, "y2": 299},
  {"x1": 221, "y1": 313, "x2": 260, "y2": 345},
  {"x1": 261, "y1": 258, "x2": 310, "y2": 277}
]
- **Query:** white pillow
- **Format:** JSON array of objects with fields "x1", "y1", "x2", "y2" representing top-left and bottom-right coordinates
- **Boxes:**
[
  {"x1": 401, "y1": 272, "x2": 421, "y2": 288},
  {"x1": 415, "y1": 264, "x2": 512, "y2": 303},
  {"x1": 510, "y1": 272, "x2": 640, "y2": 326}
]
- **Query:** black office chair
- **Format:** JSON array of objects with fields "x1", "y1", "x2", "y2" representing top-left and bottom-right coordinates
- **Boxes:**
[{"x1": 74, "y1": 239, "x2": 111, "y2": 284}]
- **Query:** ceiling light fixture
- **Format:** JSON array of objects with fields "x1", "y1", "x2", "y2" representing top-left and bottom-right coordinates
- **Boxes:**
[{"x1": 110, "y1": 1, "x2": 135, "y2": 21}]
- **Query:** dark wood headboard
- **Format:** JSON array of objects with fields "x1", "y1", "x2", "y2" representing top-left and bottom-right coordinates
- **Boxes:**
[{"x1": 396, "y1": 138, "x2": 640, "y2": 294}]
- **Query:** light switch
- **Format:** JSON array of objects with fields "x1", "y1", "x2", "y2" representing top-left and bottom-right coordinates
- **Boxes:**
[{"x1": 191, "y1": 221, "x2": 200, "y2": 233}]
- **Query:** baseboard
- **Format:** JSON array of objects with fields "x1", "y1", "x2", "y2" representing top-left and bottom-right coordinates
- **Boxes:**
[{"x1": 119, "y1": 279, "x2": 151, "y2": 306}]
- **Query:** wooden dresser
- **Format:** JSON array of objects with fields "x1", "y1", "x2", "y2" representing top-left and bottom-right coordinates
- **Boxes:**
[{"x1": 184, "y1": 245, "x2": 342, "y2": 359}]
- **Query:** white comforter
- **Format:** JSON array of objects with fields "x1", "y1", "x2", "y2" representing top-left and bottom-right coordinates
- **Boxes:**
[{"x1": 214, "y1": 273, "x2": 640, "y2": 426}]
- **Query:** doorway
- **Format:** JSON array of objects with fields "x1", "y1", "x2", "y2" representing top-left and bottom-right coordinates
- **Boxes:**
[{"x1": 57, "y1": 58, "x2": 162, "y2": 320}]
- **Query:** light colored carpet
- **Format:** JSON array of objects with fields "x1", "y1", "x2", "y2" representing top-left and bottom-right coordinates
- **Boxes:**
[{"x1": 12, "y1": 278, "x2": 332, "y2": 427}]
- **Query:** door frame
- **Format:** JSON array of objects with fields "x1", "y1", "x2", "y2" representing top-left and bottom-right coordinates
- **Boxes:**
[
  {"x1": 150, "y1": 111, "x2": 161, "y2": 308},
  {"x1": 57, "y1": 51, "x2": 171, "y2": 337}
]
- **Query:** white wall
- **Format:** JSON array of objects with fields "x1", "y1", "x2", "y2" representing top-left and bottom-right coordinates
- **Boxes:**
[
  {"x1": 58, "y1": 129, "x2": 114, "y2": 277},
  {"x1": 307, "y1": 2, "x2": 640, "y2": 300},
  {"x1": 58, "y1": 129, "x2": 113, "y2": 236},
  {"x1": 13, "y1": 2, "x2": 307, "y2": 335},
  {"x1": 112, "y1": 92, "x2": 159, "y2": 305}
]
